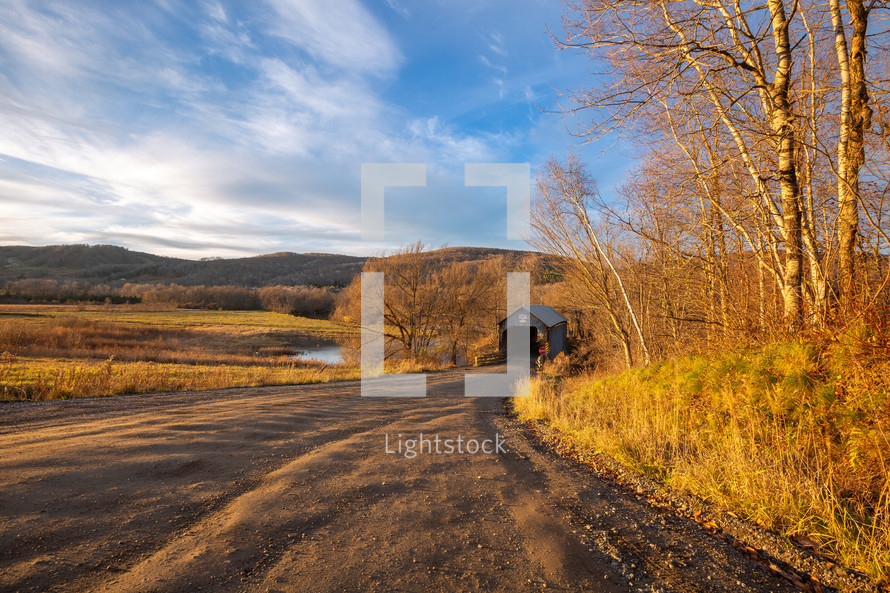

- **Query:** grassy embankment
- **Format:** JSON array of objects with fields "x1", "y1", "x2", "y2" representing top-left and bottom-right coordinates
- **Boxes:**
[
  {"x1": 0, "y1": 304, "x2": 358, "y2": 400},
  {"x1": 513, "y1": 328, "x2": 890, "y2": 584}
]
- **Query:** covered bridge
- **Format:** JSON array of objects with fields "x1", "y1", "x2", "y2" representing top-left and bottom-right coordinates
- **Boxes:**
[{"x1": 497, "y1": 305, "x2": 568, "y2": 360}]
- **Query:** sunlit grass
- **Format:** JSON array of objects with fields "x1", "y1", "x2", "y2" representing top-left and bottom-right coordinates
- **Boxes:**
[
  {"x1": 0, "y1": 304, "x2": 352, "y2": 334},
  {"x1": 0, "y1": 354, "x2": 358, "y2": 400},
  {"x1": 513, "y1": 333, "x2": 890, "y2": 584},
  {"x1": 0, "y1": 304, "x2": 358, "y2": 400}
]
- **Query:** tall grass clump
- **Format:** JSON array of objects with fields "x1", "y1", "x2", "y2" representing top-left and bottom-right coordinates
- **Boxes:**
[{"x1": 513, "y1": 328, "x2": 890, "y2": 583}]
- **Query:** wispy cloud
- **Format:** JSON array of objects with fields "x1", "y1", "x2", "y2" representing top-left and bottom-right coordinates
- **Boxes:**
[
  {"x1": 206, "y1": 0, "x2": 227, "y2": 23},
  {"x1": 385, "y1": 0, "x2": 410, "y2": 18},
  {"x1": 0, "y1": 0, "x2": 591, "y2": 257},
  {"x1": 0, "y1": 0, "x2": 411, "y2": 257},
  {"x1": 407, "y1": 116, "x2": 504, "y2": 165},
  {"x1": 479, "y1": 55, "x2": 508, "y2": 74},
  {"x1": 476, "y1": 30, "x2": 510, "y2": 100},
  {"x1": 265, "y1": 0, "x2": 402, "y2": 74},
  {"x1": 488, "y1": 31, "x2": 508, "y2": 56}
]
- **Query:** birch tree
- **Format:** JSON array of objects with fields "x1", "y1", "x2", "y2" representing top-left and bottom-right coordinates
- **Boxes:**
[
  {"x1": 829, "y1": 0, "x2": 875, "y2": 307},
  {"x1": 532, "y1": 156, "x2": 651, "y2": 367},
  {"x1": 559, "y1": 0, "x2": 815, "y2": 329},
  {"x1": 558, "y1": 0, "x2": 890, "y2": 327}
]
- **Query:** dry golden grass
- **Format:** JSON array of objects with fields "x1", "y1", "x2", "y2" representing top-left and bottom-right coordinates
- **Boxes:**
[
  {"x1": 0, "y1": 354, "x2": 357, "y2": 400},
  {"x1": 0, "y1": 304, "x2": 357, "y2": 400},
  {"x1": 513, "y1": 330, "x2": 890, "y2": 585},
  {"x1": 383, "y1": 358, "x2": 452, "y2": 373}
]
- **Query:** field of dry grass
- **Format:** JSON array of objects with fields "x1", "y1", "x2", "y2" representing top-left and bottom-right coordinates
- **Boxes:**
[
  {"x1": 0, "y1": 304, "x2": 358, "y2": 400},
  {"x1": 514, "y1": 329, "x2": 890, "y2": 585}
]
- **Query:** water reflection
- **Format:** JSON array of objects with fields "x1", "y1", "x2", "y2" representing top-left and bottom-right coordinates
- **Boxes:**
[{"x1": 290, "y1": 335, "x2": 344, "y2": 364}]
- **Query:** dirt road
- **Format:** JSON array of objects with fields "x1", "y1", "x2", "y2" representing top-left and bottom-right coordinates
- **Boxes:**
[{"x1": 0, "y1": 367, "x2": 798, "y2": 592}]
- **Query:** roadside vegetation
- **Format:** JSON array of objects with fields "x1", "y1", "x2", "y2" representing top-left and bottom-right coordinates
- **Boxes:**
[
  {"x1": 0, "y1": 304, "x2": 357, "y2": 401},
  {"x1": 514, "y1": 326, "x2": 890, "y2": 583},
  {"x1": 509, "y1": 0, "x2": 890, "y2": 585}
]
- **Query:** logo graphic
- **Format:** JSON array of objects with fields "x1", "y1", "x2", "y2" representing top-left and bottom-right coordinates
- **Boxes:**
[{"x1": 360, "y1": 162, "x2": 531, "y2": 398}]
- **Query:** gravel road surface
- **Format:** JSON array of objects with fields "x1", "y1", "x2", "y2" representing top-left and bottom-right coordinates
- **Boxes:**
[{"x1": 0, "y1": 367, "x2": 801, "y2": 592}]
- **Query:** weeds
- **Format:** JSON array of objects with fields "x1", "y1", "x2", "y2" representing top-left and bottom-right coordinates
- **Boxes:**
[{"x1": 513, "y1": 329, "x2": 890, "y2": 584}]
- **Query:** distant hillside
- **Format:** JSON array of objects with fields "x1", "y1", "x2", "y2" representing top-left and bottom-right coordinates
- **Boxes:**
[
  {"x1": 0, "y1": 245, "x2": 366, "y2": 287},
  {"x1": 0, "y1": 244, "x2": 550, "y2": 288}
]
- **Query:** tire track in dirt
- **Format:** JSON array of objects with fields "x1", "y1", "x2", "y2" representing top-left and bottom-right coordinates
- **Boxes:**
[{"x1": 0, "y1": 368, "x2": 800, "y2": 592}]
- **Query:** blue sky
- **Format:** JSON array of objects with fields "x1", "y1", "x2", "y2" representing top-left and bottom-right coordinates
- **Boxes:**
[{"x1": 0, "y1": 0, "x2": 632, "y2": 258}]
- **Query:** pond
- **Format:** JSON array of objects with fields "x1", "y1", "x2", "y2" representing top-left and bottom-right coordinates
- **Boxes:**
[{"x1": 289, "y1": 335, "x2": 344, "y2": 364}]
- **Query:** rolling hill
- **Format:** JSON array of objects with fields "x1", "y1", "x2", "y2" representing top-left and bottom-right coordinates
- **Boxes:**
[{"x1": 0, "y1": 244, "x2": 546, "y2": 288}]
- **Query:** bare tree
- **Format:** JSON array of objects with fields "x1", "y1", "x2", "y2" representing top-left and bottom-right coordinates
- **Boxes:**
[
  {"x1": 557, "y1": 0, "x2": 826, "y2": 329},
  {"x1": 435, "y1": 259, "x2": 503, "y2": 365},
  {"x1": 366, "y1": 242, "x2": 443, "y2": 362},
  {"x1": 829, "y1": 0, "x2": 875, "y2": 308},
  {"x1": 532, "y1": 156, "x2": 650, "y2": 367},
  {"x1": 332, "y1": 244, "x2": 509, "y2": 365}
]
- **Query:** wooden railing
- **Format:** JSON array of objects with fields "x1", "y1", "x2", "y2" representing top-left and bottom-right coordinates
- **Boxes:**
[{"x1": 474, "y1": 351, "x2": 506, "y2": 366}]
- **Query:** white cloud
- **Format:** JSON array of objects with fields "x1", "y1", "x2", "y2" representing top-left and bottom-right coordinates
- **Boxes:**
[
  {"x1": 206, "y1": 0, "x2": 227, "y2": 22},
  {"x1": 488, "y1": 31, "x2": 507, "y2": 56},
  {"x1": 477, "y1": 30, "x2": 509, "y2": 100},
  {"x1": 385, "y1": 0, "x2": 410, "y2": 18},
  {"x1": 479, "y1": 54, "x2": 507, "y2": 74},
  {"x1": 0, "y1": 0, "x2": 531, "y2": 257},
  {"x1": 407, "y1": 116, "x2": 503, "y2": 165},
  {"x1": 265, "y1": 0, "x2": 402, "y2": 75}
]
